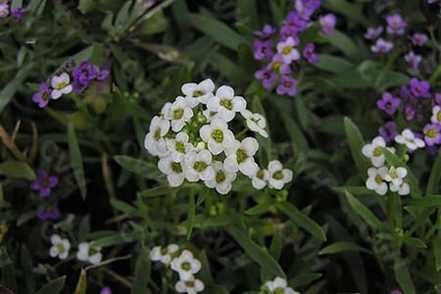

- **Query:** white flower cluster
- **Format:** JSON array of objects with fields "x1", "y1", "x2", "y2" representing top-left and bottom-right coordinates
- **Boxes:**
[
  {"x1": 362, "y1": 136, "x2": 410, "y2": 196},
  {"x1": 150, "y1": 244, "x2": 204, "y2": 294},
  {"x1": 259, "y1": 277, "x2": 300, "y2": 294},
  {"x1": 144, "y1": 79, "x2": 293, "y2": 194},
  {"x1": 49, "y1": 234, "x2": 103, "y2": 265}
]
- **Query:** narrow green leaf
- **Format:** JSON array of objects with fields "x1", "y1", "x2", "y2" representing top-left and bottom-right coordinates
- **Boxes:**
[
  {"x1": 394, "y1": 263, "x2": 416, "y2": 294},
  {"x1": 68, "y1": 123, "x2": 87, "y2": 199},
  {"x1": 344, "y1": 191, "x2": 384, "y2": 231},
  {"x1": 323, "y1": 0, "x2": 369, "y2": 25},
  {"x1": 74, "y1": 270, "x2": 87, "y2": 294},
  {"x1": 405, "y1": 196, "x2": 441, "y2": 209},
  {"x1": 433, "y1": 234, "x2": 441, "y2": 271},
  {"x1": 324, "y1": 30, "x2": 362, "y2": 61},
  {"x1": 0, "y1": 161, "x2": 36, "y2": 181},
  {"x1": 138, "y1": 186, "x2": 175, "y2": 198},
  {"x1": 427, "y1": 150, "x2": 441, "y2": 195},
  {"x1": 228, "y1": 225, "x2": 286, "y2": 278},
  {"x1": 276, "y1": 202, "x2": 327, "y2": 241},
  {"x1": 36, "y1": 276, "x2": 66, "y2": 294},
  {"x1": 314, "y1": 54, "x2": 354, "y2": 73},
  {"x1": 114, "y1": 155, "x2": 160, "y2": 180},
  {"x1": 291, "y1": 273, "x2": 322, "y2": 288},
  {"x1": 344, "y1": 117, "x2": 370, "y2": 174},
  {"x1": 131, "y1": 248, "x2": 151, "y2": 294},
  {"x1": 319, "y1": 241, "x2": 370, "y2": 255}
]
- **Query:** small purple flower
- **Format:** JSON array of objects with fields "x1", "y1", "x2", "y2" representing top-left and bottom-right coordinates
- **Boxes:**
[
  {"x1": 386, "y1": 14, "x2": 407, "y2": 36},
  {"x1": 276, "y1": 75, "x2": 297, "y2": 96},
  {"x1": 255, "y1": 66, "x2": 277, "y2": 89},
  {"x1": 377, "y1": 92, "x2": 401, "y2": 115},
  {"x1": 97, "y1": 68, "x2": 110, "y2": 81},
  {"x1": 277, "y1": 37, "x2": 300, "y2": 63},
  {"x1": 100, "y1": 287, "x2": 112, "y2": 294},
  {"x1": 303, "y1": 43, "x2": 319, "y2": 64},
  {"x1": 10, "y1": 8, "x2": 25, "y2": 21},
  {"x1": 319, "y1": 14, "x2": 337, "y2": 36},
  {"x1": 285, "y1": 11, "x2": 310, "y2": 32},
  {"x1": 371, "y1": 38, "x2": 393, "y2": 54},
  {"x1": 37, "y1": 206, "x2": 61, "y2": 221},
  {"x1": 270, "y1": 54, "x2": 291, "y2": 75},
  {"x1": 31, "y1": 170, "x2": 59, "y2": 198},
  {"x1": 404, "y1": 51, "x2": 422, "y2": 71},
  {"x1": 400, "y1": 85, "x2": 412, "y2": 99},
  {"x1": 435, "y1": 93, "x2": 441, "y2": 105},
  {"x1": 423, "y1": 123, "x2": 441, "y2": 146},
  {"x1": 410, "y1": 78, "x2": 431, "y2": 98},
  {"x1": 379, "y1": 121, "x2": 398, "y2": 142},
  {"x1": 253, "y1": 39, "x2": 273, "y2": 61},
  {"x1": 404, "y1": 105, "x2": 416, "y2": 121},
  {"x1": 32, "y1": 83, "x2": 52, "y2": 108},
  {"x1": 255, "y1": 24, "x2": 276, "y2": 39},
  {"x1": 364, "y1": 26, "x2": 383, "y2": 40},
  {"x1": 411, "y1": 33, "x2": 428, "y2": 46},
  {"x1": 0, "y1": 2, "x2": 9, "y2": 18},
  {"x1": 295, "y1": 0, "x2": 321, "y2": 19},
  {"x1": 72, "y1": 61, "x2": 98, "y2": 91}
]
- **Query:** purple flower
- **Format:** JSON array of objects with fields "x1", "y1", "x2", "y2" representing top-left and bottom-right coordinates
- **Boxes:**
[
  {"x1": 97, "y1": 68, "x2": 110, "y2": 81},
  {"x1": 270, "y1": 54, "x2": 291, "y2": 75},
  {"x1": 319, "y1": 14, "x2": 337, "y2": 36},
  {"x1": 379, "y1": 121, "x2": 398, "y2": 142},
  {"x1": 390, "y1": 290, "x2": 402, "y2": 294},
  {"x1": 386, "y1": 14, "x2": 407, "y2": 36},
  {"x1": 72, "y1": 61, "x2": 98, "y2": 91},
  {"x1": 32, "y1": 83, "x2": 52, "y2": 108},
  {"x1": 364, "y1": 26, "x2": 383, "y2": 40},
  {"x1": 423, "y1": 123, "x2": 441, "y2": 146},
  {"x1": 277, "y1": 37, "x2": 300, "y2": 63},
  {"x1": 404, "y1": 51, "x2": 422, "y2": 71},
  {"x1": 371, "y1": 38, "x2": 393, "y2": 54},
  {"x1": 404, "y1": 105, "x2": 416, "y2": 121},
  {"x1": 37, "y1": 206, "x2": 61, "y2": 221},
  {"x1": 31, "y1": 170, "x2": 59, "y2": 198},
  {"x1": 276, "y1": 75, "x2": 297, "y2": 96},
  {"x1": 400, "y1": 85, "x2": 411, "y2": 99},
  {"x1": 100, "y1": 287, "x2": 112, "y2": 294},
  {"x1": 255, "y1": 66, "x2": 277, "y2": 89},
  {"x1": 0, "y1": 3, "x2": 9, "y2": 18},
  {"x1": 411, "y1": 33, "x2": 428, "y2": 46},
  {"x1": 253, "y1": 40, "x2": 273, "y2": 61},
  {"x1": 410, "y1": 78, "x2": 431, "y2": 98},
  {"x1": 303, "y1": 43, "x2": 319, "y2": 64},
  {"x1": 377, "y1": 92, "x2": 401, "y2": 115},
  {"x1": 295, "y1": 0, "x2": 321, "y2": 19},
  {"x1": 255, "y1": 24, "x2": 276, "y2": 39},
  {"x1": 281, "y1": 11, "x2": 309, "y2": 38},
  {"x1": 435, "y1": 93, "x2": 441, "y2": 105},
  {"x1": 10, "y1": 8, "x2": 25, "y2": 21}
]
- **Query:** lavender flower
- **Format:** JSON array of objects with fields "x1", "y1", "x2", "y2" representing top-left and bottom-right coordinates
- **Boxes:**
[
  {"x1": 32, "y1": 83, "x2": 52, "y2": 108},
  {"x1": 37, "y1": 206, "x2": 61, "y2": 221},
  {"x1": 377, "y1": 92, "x2": 400, "y2": 115},
  {"x1": 284, "y1": 11, "x2": 309, "y2": 33},
  {"x1": 255, "y1": 24, "x2": 276, "y2": 39},
  {"x1": 364, "y1": 26, "x2": 383, "y2": 40},
  {"x1": 31, "y1": 170, "x2": 59, "y2": 198},
  {"x1": 379, "y1": 121, "x2": 398, "y2": 142},
  {"x1": 404, "y1": 51, "x2": 422, "y2": 71},
  {"x1": 0, "y1": 2, "x2": 9, "y2": 18},
  {"x1": 276, "y1": 76, "x2": 297, "y2": 96},
  {"x1": 72, "y1": 61, "x2": 98, "y2": 91},
  {"x1": 404, "y1": 105, "x2": 416, "y2": 121},
  {"x1": 100, "y1": 287, "x2": 112, "y2": 294},
  {"x1": 303, "y1": 43, "x2": 319, "y2": 64},
  {"x1": 423, "y1": 123, "x2": 441, "y2": 146},
  {"x1": 410, "y1": 78, "x2": 430, "y2": 98},
  {"x1": 277, "y1": 37, "x2": 300, "y2": 64},
  {"x1": 386, "y1": 14, "x2": 407, "y2": 36},
  {"x1": 270, "y1": 54, "x2": 291, "y2": 75},
  {"x1": 435, "y1": 93, "x2": 441, "y2": 105},
  {"x1": 255, "y1": 66, "x2": 277, "y2": 89},
  {"x1": 371, "y1": 38, "x2": 393, "y2": 54},
  {"x1": 411, "y1": 33, "x2": 428, "y2": 46},
  {"x1": 253, "y1": 40, "x2": 273, "y2": 61},
  {"x1": 295, "y1": 0, "x2": 321, "y2": 19},
  {"x1": 10, "y1": 8, "x2": 25, "y2": 20},
  {"x1": 97, "y1": 68, "x2": 110, "y2": 81},
  {"x1": 319, "y1": 14, "x2": 337, "y2": 36}
]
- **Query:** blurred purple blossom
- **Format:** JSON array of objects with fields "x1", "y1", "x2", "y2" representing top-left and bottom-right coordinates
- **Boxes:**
[
  {"x1": 386, "y1": 14, "x2": 407, "y2": 35},
  {"x1": 364, "y1": 26, "x2": 383, "y2": 40},
  {"x1": 31, "y1": 170, "x2": 59, "y2": 198},
  {"x1": 377, "y1": 92, "x2": 401, "y2": 115}
]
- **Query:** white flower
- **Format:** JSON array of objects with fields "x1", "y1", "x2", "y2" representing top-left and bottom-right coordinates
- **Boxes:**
[
  {"x1": 366, "y1": 167, "x2": 389, "y2": 195},
  {"x1": 204, "y1": 161, "x2": 237, "y2": 194},
  {"x1": 183, "y1": 150, "x2": 215, "y2": 182},
  {"x1": 199, "y1": 119, "x2": 235, "y2": 155},
  {"x1": 431, "y1": 105, "x2": 441, "y2": 124},
  {"x1": 49, "y1": 234, "x2": 70, "y2": 260},
  {"x1": 161, "y1": 102, "x2": 172, "y2": 117},
  {"x1": 206, "y1": 85, "x2": 247, "y2": 122},
  {"x1": 241, "y1": 109, "x2": 269, "y2": 138},
  {"x1": 277, "y1": 37, "x2": 301, "y2": 64},
  {"x1": 251, "y1": 168, "x2": 269, "y2": 190},
  {"x1": 263, "y1": 277, "x2": 299, "y2": 294},
  {"x1": 164, "y1": 96, "x2": 193, "y2": 132},
  {"x1": 362, "y1": 136, "x2": 387, "y2": 167},
  {"x1": 394, "y1": 129, "x2": 425, "y2": 151},
  {"x1": 50, "y1": 73, "x2": 73, "y2": 99},
  {"x1": 224, "y1": 137, "x2": 259, "y2": 177},
  {"x1": 166, "y1": 132, "x2": 193, "y2": 162},
  {"x1": 144, "y1": 116, "x2": 170, "y2": 157},
  {"x1": 150, "y1": 244, "x2": 179, "y2": 265},
  {"x1": 170, "y1": 250, "x2": 201, "y2": 281},
  {"x1": 158, "y1": 155, "x2": 186, "y2": 187},
  {"x1": 390, "y1": 181, "x2": 410, "y2": 196},
  {"x1": 76, "y1": 242, "x2": 102, "y2": 265},
  {"x1": 0, "y1": 3, "x2": 9, "y2": 18},
  {"x1": 181, "y1": 79, "x2": 215, "y2": 107},
  {"x1": 175, "y1": 277, "x2": 205, "y2": 294},
  {"x1": 384, "y1": 166, "x2": 407, "y2": 186},
  {"x1": 267, "y1": 160, "x2": 293, "y2": 190}
]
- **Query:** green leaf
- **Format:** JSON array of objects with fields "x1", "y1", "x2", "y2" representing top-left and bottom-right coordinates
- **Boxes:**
[
  {"x1": 0, "y1": 62, "x2": 34, "y2": 113},
  {"x1": 314, "y1": 55, "x2": 354, "y2": 73},
  {"x1": 405, "y1": 196, "x2": 441, "y2": 209},
  {"x1": 344, "y1": 191, "x2": 384, "y2": 231},
  {"x1": 291, "y1": 273, "x2": 322, "y2": 288},
  {"x1": 227, "y1": 225, "x2": 286, "y2": 278},
  {"x1": 394, "y1": 263, "x2": 416, "y2": 294},
  {"x1": 427, "y1": 150, "x2": 441, "y2": 195},
  {"x1": 74, "y1": 269, "x2": 87, "y2": 294},
  {"x1": 93, "y1": 231, "x2": 140, "y2": 247},
  {"x1": 276, "y1": 202, "x2": 327, "y2": 241},
  {"x1": 324, "y1": 30, "x2": 362, "y2": 61},
  {"x1": 344, "y1": 117, "x2": 370, "y2": 174},
  {"x1": 0, "y1": 161, "x2": 36, "y2": 181},
  {"x1": 138, "y1": 186, "x2": 175, "y2": 198},
  {"x1": 433, "y1": 234, "x2": 441, "y2": 271},
  {"x1": 323, "y1": 0, "x2": 369, "y2": 25},
  {"x1": 68, "y1": 123, "x2": 87, "y2": 199},
  {"x1": 114, "y1": 155, "x2": 160, "y2": 180},
  {"x1": 131, "y1": 248, "x2": 151, "y2": 294},
  {"x1": 189, "y1": 13, "x2": 245, "y2": 51},
  {"x1": 36, "y1": 276, "x2": 66, "y2": 294},
  {"x1": 78, "y1": 0, "x2": 95, "y2": 13},
  {"x1": 319, "y1": 241, "x2": 370, "y2": 255},
  {"x1": 110, "y1": 198, "x2": 136, "y2": 214}
]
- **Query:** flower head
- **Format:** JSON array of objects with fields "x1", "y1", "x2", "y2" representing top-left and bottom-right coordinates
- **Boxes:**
[
  {"x1": 241, "y1": 109, "x2": 269, "y2": 138},
  {"x1": 411, "y1": 33, "x2": 428, "y2": 46},
  {"x1": 224, "y1": 137, "x2": 259, "y2": 177},
  {"x1": 404, "y1": 51, "x2": 422, "y2": 71},
  {"x1": 31, "y1": 170, "x2": 58, "y2": 198},
  {"x1": 423, "y1": 123, "x2": 441, "y2": 146},
  {"x1": 170, "y1": 250, "x2": 202, "y2": 281},
  {"x1": 277, "y1": 37, "x2": 300, "y2": 64},
  {"x1": 181, "y1": 79, "x2": 215, "y2": 107},
  {"x1": 395, "y1": 129, "x2": 425, "y2": 150},
  {"x1": 199, "y1": 119, "x2": 235, "y2": 155},
  {"x1": 164, "y1": 96, "x2": 193, "y2": 132},
  {"x1": 319, "y1": 14, "x2": 337, "y2": 36},
  {"x1": 255, "y1": 24, "x2": 276, "y2": 39},
  {"x1": 364, "y1": 26, "x2": 383, "y2": 40},
  {"x1": 270, "y1": 54, "x2": 291, "y2": 75},
  {"x1": 144, "y1": 116, "x2": 170, "y2": 157},
  {"x1": 409, "y1": 78, "x2": 430, "y2": 98},
  {"x1": 366, "y1": 167, "x2": 389, "y2": 195},
  {"x1": 255, "y1": 66, "x2": 277, "y2": 89},
  {"x1": 32, "y1": 83, "x2": 52, "y2": 108},
  {"x1": 0, "y1": 3, "x2": 9, "y2": 18},
  {"x1": 204, "y1": 161, "x2": 237, "y2": 195},
  {"x1": 379, "y1": 121, "x2": 398, "y2": 142},
  {"x1": 362, "y1": 136, "x2": 387, "y2": 167},
  {"x1": 371, "y1": 38, "x2": 394, "y2": 54},
  {"x1": 251, "y1": 168, "x2": 269, "y2": 190},
  {"x1": 254, "y1": 39, "x2": 273, "y2": 61},
  {"x1": 49, "y1": 234, "x2": 70, "y2": 260},
  {"x1": 175, "y1": 277, "x2": 205, "y2": 294},
  {"x1": 150, "y1": 244, "x2": 179, "y2": 265},
  {"x1": 386, "y1": 14, "x2": 407, "y2": 35},
  {"x1": 303, "y1": 43, "x2": 319, "y2": 64},
  {"x1": 263, "y1": 277, "x2": 299, "y2": 294},
  {"x1": 11, "y1": 8, "x2": 25, "y2": 20},
  {"x1": 183, "y1": 150, "x2": 215, "y2": 182},
  {"x1": 77, "y1": 242, "x2": 103, "y2": 265},
  {"x1": 158, "y1": 156, "x2": 185, "y2": 187},
  {"x1": 37, "y1": 206, "x2": 61, "y2": 221},
  {"x1": 377, "y1": 92, "x2": 400, "y2": 115},
  {"x1": 50, "y1": 73, "x2": 73, "y2": 99},
  {"x1": 72, "y1": 61, "x2": 98, "y2": 91},
  {"x1": 207, "y1": 85, "x2": 247, "y2": 122},
  {"x1": 100, "y1": 287, "x2": 112, "y2": 294},
  {"x1": 276, "y1": 75, "x2": 297, "y2": 96},
  {"x1": 295, "y1": 0, "x2": 321, "y2": 19},
  {"x1": 267, "y1": 160, "x2": 293, "y2": 190}
]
